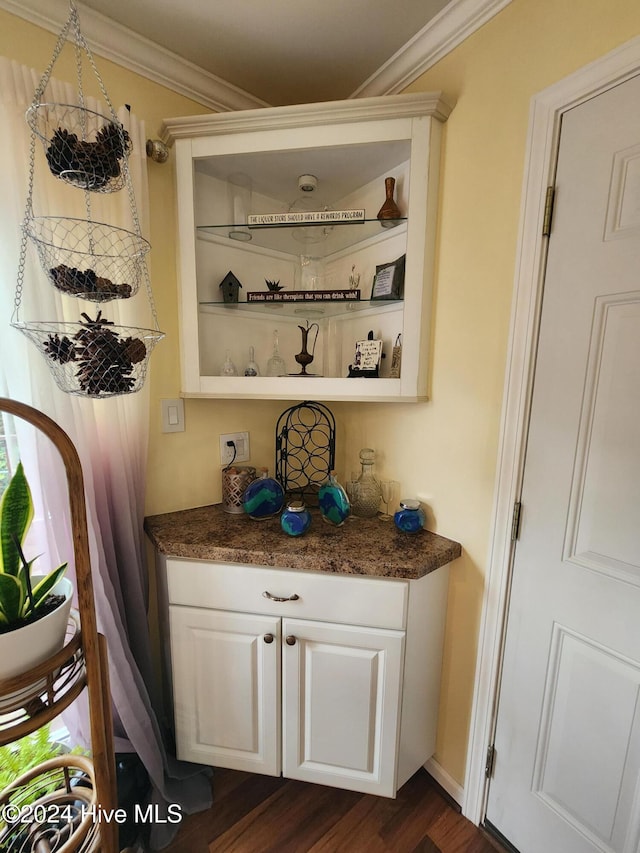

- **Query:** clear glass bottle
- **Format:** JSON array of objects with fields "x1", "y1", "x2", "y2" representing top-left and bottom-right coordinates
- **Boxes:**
[{"x1": 352, "y1": 448, "x2": 382, "y2": 518}]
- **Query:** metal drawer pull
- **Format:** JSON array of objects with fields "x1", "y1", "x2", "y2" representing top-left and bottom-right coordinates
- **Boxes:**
[
  {"x1": 262, "y1": 591, "x2": 300, "y2": 602},
  {"x1": 264, "y1": 633, "x2": 274, "y2": 644},
  {"x1": 285, "y1": 635, "x2": 296, "y2": 646}
]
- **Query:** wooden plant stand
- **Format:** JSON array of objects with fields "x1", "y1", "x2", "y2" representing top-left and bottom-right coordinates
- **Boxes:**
[{"x1": 0, "y1": 398, "x2": 118, "y2": 853}]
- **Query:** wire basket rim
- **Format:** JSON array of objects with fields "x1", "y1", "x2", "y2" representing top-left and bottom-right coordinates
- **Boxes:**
[
  {"x1": 26, "y1": 216, "x2": 150, "y2": 253},
  {"x1": 11, "y1": 320, "x2": 165, "y2": 340},
  {"x1": 26, "y1": 101, "x2": 128, "y2": 137}
]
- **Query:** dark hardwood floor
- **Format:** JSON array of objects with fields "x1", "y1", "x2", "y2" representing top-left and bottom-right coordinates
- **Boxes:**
[{"x1": 161, "y1": 768, "x2": 500, "y2": 853}]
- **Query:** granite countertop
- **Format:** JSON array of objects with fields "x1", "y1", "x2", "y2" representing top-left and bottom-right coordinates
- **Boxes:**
[{"x1": 144, "y1": 503, "x2": 462, "y2": 580}]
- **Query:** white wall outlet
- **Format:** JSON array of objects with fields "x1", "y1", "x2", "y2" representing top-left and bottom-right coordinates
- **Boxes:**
[
  {"x1": 161, "y1": 398, "x2": 185, "y2": 433},
  {"x1": 219, "y1": 431, "x2": 250, "y2": 465}
]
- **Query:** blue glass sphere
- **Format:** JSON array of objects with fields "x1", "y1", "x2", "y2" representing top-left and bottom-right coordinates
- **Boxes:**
[
  {"x1": 318, "y1": 474, "x2": 351, "y2": 526},
  {"x1": 394, "y1": 500, "x2": 425, "y2": 533},
  {"x1": 242, "y1": 474, "x2": 285, "y2": 520},
  {"x1": 281, "y1": 502, "x2": 312, "y2": 537}
]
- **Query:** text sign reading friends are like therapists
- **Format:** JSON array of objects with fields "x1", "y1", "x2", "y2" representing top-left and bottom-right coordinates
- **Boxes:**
[{"x1": 248, "y1": 209, "x2": 366, "y2": 227}]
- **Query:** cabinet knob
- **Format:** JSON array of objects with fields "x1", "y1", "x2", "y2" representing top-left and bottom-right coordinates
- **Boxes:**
[
  {"x1": 285, "y1": 635, "x2": 296, "y2": 646},
  {"x1": 263, "y1": 633, "x2": 274, "y2": 644}
]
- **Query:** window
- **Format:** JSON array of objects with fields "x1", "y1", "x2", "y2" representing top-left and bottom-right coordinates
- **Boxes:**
[{"x1": 0, "y1": 411, "x2": 18, "y2": 498}]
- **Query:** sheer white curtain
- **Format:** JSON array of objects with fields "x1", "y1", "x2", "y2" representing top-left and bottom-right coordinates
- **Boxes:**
[{"x1": 0, "y1": 58, "x2": 211, "y2": 848}]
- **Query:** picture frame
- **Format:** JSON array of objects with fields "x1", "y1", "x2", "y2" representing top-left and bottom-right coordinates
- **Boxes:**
[
  {"x1": 348, "y1": 336, "x2": 383, "y2": 378},
  {"x1": 371, "y1": 254, "x2": 405, "y2": 300}
]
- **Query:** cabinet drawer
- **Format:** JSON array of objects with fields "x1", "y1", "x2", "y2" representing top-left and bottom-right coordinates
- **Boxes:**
[{"x1": 166, "y1": 558, "x2": 407, "y2": 630}]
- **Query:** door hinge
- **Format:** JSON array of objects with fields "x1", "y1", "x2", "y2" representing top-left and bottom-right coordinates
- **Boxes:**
[
  {"x1": 511, "y1": 501, "x2": 522, "y2": 541},
  {"x1": 485, "y1": 744, "x2": 496, "y2": 779},
  {"x1": 542, "y1": 185, "x2": 555, "y2": 236}
]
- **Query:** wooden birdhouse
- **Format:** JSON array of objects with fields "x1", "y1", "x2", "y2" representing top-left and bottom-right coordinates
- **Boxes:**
[{"x1": 219, "y1": 271, "x2": 242, "y2": 303}]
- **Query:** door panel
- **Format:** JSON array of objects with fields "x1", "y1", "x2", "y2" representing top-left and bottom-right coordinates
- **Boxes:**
[
  {"x1": 532, "y1": 625, "x2": 640, "y2": 850},
  {"x1": 565, "y1": 294, "x2": 640, "y2": 584},
  {"x1": 282, "y1": 618, "x2": 404, "y2": 797},
  {"x1": 486, "y1": 75, "x2": 640, "y2": 853},
  {"x1": 169, "y1": 605, "x2": 281, "y2": 774}
]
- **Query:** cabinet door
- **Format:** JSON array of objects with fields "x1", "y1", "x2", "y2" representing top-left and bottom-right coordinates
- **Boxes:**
[
  {"x1": 282, "y1": 618, "x2": 405, "y2": 796},
  {"x1": 169, "y1": 606, "x2": 281, "y2": 775}
]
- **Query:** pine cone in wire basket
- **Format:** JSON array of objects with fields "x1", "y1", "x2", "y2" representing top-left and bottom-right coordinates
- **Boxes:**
[
  {"x1": 72, "y1": 311, "x2": 143, "y2": 395},
  {"x1": 50, "y1": 265, "x2": 132, "y2": 299},
  {"x1": 43, "y1": 333, "x2": 77, "y2": 364},
  {"x1": 46, "y1": 128, "x2": 79, "y2": 176},
  {"x1": 96, "y1": 122, "x2": 132, "y2": 161},
  {"x1": 46, "y1": 122, "x2": 131, "y2": 189}
]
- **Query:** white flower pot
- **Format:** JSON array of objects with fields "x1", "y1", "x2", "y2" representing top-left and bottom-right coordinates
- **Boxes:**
[{"x1": 0, "y1": 577, "x2": 73, "y2": 711}]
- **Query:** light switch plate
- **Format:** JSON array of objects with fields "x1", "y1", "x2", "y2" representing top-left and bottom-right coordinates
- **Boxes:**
[{"x1": 161, "y1": 398, "x2": 185, "y2": 433}]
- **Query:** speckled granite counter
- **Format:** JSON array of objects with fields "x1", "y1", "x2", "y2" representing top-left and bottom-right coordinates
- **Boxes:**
[{"x1": 144, "y1": 503, "x2": 461, "y2": 580}]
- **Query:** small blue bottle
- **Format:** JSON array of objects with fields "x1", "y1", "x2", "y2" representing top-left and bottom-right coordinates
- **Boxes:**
[
  {"x1": 318, "y1": 471, "x2": 351, "y2": 526},
  {"x1": 280, "y1": 501, "x2": 312, "y2": 537},
  {"x1": 394, "y1": 499, "x2": 425, "y2": 533}
]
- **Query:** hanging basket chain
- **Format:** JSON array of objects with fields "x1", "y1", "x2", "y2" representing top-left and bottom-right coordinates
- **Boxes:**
[{"x1": 13, "y1": 131, "x2": 38, "y2": 325}]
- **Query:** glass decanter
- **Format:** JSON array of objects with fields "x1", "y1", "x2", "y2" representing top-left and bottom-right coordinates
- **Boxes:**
[{"x1": 352, "y1": 448, "x2": 382, "y2": 518}]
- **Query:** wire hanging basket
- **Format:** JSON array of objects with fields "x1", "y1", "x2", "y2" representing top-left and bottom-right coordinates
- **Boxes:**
[
  {"x1": 15, "y1": 315, "x2": 164, "y2": 398},
  {"x1": 26, "y1": 102, "x2": 133, "y2": 193},
  {"x1": 26, "y1": 216, "x2": 150, "y2": 301},
  {"x1": 12, "y1": 1, "x2": 165, "y2": 397}
]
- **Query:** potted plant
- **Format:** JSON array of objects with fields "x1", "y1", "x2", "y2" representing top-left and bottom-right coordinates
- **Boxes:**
[{"x1": 0, "y1": 462, "x2": 73, "y2": 700}]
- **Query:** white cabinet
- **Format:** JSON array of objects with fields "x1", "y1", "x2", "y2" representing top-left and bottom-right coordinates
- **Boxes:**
[
  {"x1": 161, "y1": 557, "x2": 450, "y2": 797},
  {"x1": 161, "y1": 92, "x2": 451, "y2": 402},
  {"x1": 169, "y1": 607, "x2": 281, "y2": 776},
  {"x1": 282, "y1": 618, "x2": 404, "y2": 796}
]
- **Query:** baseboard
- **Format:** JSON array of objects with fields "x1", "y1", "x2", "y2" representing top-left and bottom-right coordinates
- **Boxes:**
[{"x1": 424, "y1": 757, "x2": 464, "y2": 806}]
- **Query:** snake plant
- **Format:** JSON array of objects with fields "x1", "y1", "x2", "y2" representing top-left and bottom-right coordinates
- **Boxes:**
[{"x1": 0, "y1": 462, "x2": 67, "y2": 630}]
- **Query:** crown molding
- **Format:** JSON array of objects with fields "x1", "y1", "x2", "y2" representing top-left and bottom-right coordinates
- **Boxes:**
[
  {"x1": 0, "y1": 0, "x2": 269, "y2": 112},
  {"x1": 0, "y1": 0, "x2": 510, "y2": 110},
  {"x1": 161, "y1": 91, "x2": 453, "y2": 143},
  {"x1": 351, "y1": 0, "x2": 513, "y2": 98}
]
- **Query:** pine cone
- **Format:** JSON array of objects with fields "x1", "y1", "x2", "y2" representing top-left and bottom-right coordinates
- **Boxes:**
[
  {"x1": 43, "y1": 333, "x2": 76, "y2": 364},
  {"x1": 123, "y1": 337, "x2": 146, "y2": 364},
  {"x1": 46, "y1": 128, "x2": 79, "y2": 176},
  {"x1": 96, "y1": 123, "x2": 131, "y2": 160},
  {"x1": 73, "y1": 312, "x2": 137, "y2": 395}
]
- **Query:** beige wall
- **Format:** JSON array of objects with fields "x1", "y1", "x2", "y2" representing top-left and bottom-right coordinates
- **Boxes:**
[
  {"x1": 2, "y1": 0, "x2": 639, "y2": 789},
  {"x1": 340, "y1": 0, "x2": 640, "y2": 783}
]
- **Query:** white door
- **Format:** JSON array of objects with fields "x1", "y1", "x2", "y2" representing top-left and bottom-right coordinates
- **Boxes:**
[
  {"x1": 282, "y1": 617, "x2": 404, "y2": 797},
  {"x1": 486, "y1": 75, "x2": 640, "y2": 853},
  {"x1": 169, "y1": 606, "x2": 281, "y2": 775}
]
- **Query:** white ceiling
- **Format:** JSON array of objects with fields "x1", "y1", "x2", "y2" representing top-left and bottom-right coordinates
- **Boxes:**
[
  {"x1": 1, "y1": 0, "x2": 511, "y2": 111},
  {"x1": 78, "y1": 0, "x2": 453, "y2": 106}
]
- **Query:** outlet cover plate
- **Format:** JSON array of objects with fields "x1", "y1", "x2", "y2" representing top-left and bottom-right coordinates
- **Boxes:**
[{"x1": 220, "y1": 431, "x2": 250, "y2": 464}]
